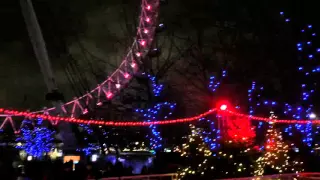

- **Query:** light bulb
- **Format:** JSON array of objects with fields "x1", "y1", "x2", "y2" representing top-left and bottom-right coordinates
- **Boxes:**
[
  {"x1": 106, "y1": 92, "x2": 113, "y2": 99},
  {"x1": 124, "y1": 73, "x2": 130, "y2": 79}
]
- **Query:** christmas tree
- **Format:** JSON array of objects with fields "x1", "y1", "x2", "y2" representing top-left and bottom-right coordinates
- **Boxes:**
[
  {"x1": 178, "y1": 124, "x2": 212, "y2": 179},
  {"x1": 254, "y1": 112, "x2": 303, "y2": 176},
  {"x1": 16, "y1": 118, "x2": 55, "y2": 158}
]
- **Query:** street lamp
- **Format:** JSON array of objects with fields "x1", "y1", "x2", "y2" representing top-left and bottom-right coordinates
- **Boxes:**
[
  {"x1": 220, "y1": 104, "x2": 227, "y2": 111},
  {"x1": 309, "y1": 113, "x2": 317, "y2": 119}
]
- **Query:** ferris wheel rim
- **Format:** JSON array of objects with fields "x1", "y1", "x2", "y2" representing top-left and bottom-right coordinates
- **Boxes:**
[{"x1": 24, "y1": 0, "x2": 160, "y2": 117}]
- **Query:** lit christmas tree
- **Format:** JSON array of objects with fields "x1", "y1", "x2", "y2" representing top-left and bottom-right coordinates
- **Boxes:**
[
  {"x1": 178, "y1": 124, "x2": 212, "y2": 179},
  {"x1": 254, "y1": 112, "x2": 303, "y2": 176},
  {"x1": 16, "y1": 118, "x2": 55, "y2": 158}
]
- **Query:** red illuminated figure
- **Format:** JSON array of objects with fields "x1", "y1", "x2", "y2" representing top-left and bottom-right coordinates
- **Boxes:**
[{"x1": 225, "y1": 116, "x2": 256, "y2": 145}]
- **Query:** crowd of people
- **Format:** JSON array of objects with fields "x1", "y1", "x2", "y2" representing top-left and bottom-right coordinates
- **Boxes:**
[
  {"x1": 0, "y1": 152, "x2": 180, "y2": 180},
  {"x1": 0, "y1": 160, "x2": 153, "y2": 180}
]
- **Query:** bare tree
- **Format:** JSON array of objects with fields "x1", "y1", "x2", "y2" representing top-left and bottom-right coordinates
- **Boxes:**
[{"x1": 152, "y1": 0, "x2": 297, "y2": 115}]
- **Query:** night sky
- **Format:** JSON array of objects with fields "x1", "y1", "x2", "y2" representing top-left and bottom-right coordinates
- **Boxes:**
[{"x1": 0, "y1": 0, "x2": 318, "y2": 113}]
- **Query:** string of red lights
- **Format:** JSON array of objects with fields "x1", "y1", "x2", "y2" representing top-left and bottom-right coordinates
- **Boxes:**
[
  {"x1": 1, "y1": 105, "x2": 320, "y2": 126},
  {"x1": 224, "y1": 110, "x2": 320, "y2": 124},
  {"x1": 0, "y1": 108, "x2": 216, "y2": 126}
]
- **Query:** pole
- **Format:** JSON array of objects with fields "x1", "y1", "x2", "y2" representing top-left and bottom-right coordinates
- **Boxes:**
[
  {"x1": 20, "y1": 0, "x2": 76, "y2": 149},
  {"x1": 20, "y1": 0, "x2": 57, "y2": 92}
]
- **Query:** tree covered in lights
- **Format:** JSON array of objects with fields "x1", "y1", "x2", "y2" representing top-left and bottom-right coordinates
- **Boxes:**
[
  {"x1": 283, "y1": 17, "x2": 317, "y2": 148},
  {"x1": 177, "y1": 124, "x2": 212, "y2": 179},
  {"x1": 77, "y1": 124, "x2": 100, "y2": 156},
  {"x1": 16, "y1": 118, "x2": 55, "y2": 158},
  {"x1": 254, "y1": 113, "x2": 304, "y2": 176},
  {"x1": 177, "y1": 119, "x2": 256, "y2": 179},
  {"x1": 199, "y1": 118, "x2": 221, "y2": 152},
  {"x1": 176, "y1": 70, "x2": 257, "y2": 178},
  {"x1": 134, "y1": 72, "x2": 176, "y2": 151},
  {"x1": 247, "y1": 11, "x2": 320, "y2": 150}
]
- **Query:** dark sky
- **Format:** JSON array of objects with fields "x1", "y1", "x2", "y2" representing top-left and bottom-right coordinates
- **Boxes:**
[
  {"x1": 0, "y1": 0, "x2": 319, "y2": 112},
  {"x1": 0, "y1": 0, "x2": 140, "y2": 109}
]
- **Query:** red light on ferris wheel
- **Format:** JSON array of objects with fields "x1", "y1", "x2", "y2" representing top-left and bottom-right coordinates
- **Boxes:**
[{"x1": 220, "y1": 104, "x2": 227, "y2": 111}]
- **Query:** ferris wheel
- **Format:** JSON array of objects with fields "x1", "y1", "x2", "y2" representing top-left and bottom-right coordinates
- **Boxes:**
[{"x1": 0, "y1": 0, "x2": 162, "y2": 133}]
